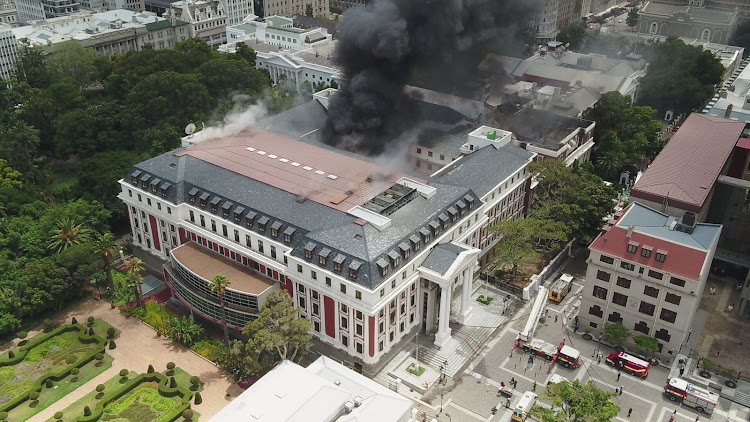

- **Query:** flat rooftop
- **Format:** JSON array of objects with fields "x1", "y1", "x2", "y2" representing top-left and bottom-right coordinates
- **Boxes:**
[
  {"x1": 509, "y1": 109, "x2": 592, "y2": 150},
  {"x1": 175, "y1": 127, "x2": 416, "y2": 213},
  {"x1": 171, "y1": 243, "x2": 275, "y2": 295}
]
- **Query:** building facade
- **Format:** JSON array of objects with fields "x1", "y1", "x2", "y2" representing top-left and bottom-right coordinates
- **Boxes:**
[
  {"x1": 638, "y1": 1, "x2": 739, "y2": 44},
  {"x1": 119, "y1": 117, "x2": 534, "y2": 370},
  {"x1": 0, "y1": 0, "x2": 19, "y2": 27},
  {"x1": 167, "y1": 0, "x2": 226, "y2": 47},
  {"x1": 255, "y1": 0, "x2": 326, "y2": 19},
  {"x1": 580, "y1": 202, "x2": 722, "y2": 359},
  {"x1": 0, "y1": 23, "x2": 17, "y2": 81}
]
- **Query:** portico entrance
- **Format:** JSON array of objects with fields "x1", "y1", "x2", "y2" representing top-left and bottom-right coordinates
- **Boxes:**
[{"x1": 418, "y1": 242, "x2": 481, "y2": 347}]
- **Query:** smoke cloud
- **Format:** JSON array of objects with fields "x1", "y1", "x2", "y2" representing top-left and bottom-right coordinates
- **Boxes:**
[
  {"x1": 321, "y1": 0, "x2": 535, "y2": 155},
  {"x1": 186, "y1": 96, "x2": 267, "y2": 144}
]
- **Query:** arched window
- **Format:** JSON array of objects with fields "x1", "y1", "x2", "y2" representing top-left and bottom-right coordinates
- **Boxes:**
[
  {"x1": 702, "y1": 29, "x2": 710, "y2": 41},
  {"x1": 649, "y1": 22, "x2": 658, "y2": 34}
]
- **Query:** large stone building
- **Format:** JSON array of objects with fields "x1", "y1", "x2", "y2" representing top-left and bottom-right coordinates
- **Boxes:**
[
  {"x1": 638, "y1": 1, "x2": 739, "y2": 44},
  {"x1": 255, "y1": 0, "x2": 326, "y2": 19},
  {"x1": 166, "y1": 0, "x2": 226, "y2": 46},
  {"x1": 118, "y1": 101, "x2": 535, "y2": 371},
  {"x1": 13, "y1": 10, "x2": 189, "y2": 54},
  {"x1": 0, "y1": 23, "x2": 18, "y2": 81},
  {"x1": 15, "y1": 0, "x2": 78, "y2": 23},
  {"x1": 580, "y1": 202, "x2": 722, "y2": 358},
  {"x1": 226, "y1": 14, "x2": 330, "y2": 50}
]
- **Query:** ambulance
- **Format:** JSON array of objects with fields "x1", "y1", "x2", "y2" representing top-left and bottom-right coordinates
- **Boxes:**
[
  {"x1": 512, "y1": 391, "x2": 538, "y2": 421},
  {"x1": 664, "y1": 377, "x2": 719, "y2": 413},
  {"x1": 606, "y1": 352, "x2": 650, "y2": 378}
]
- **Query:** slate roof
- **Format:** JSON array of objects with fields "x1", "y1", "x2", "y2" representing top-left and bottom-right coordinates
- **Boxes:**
[
  {"x1": 420, "y1": 242, "x2": 472, "y2": 276},
  {"x1": 432, "y1": 142, "x2": 535, "y2": 198},
  {"x1": 630, "y1": 113, "x2": 744, "y2": 213}
]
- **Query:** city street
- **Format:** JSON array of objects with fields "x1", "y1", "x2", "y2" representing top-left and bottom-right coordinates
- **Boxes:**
[{"x1": 420, "y1": 258, "x2": 750, "y2": 421}]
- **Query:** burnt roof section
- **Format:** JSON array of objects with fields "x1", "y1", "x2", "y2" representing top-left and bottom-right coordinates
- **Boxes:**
[
  {"x1": 631, "y1": 113, "x2": 744, "y2": 212},
  {"x1": 507, "y1": 109, "x2": 593, "y2": 150},
  {"x1": 362, "y1": 183, "x2": 418, "y2": 216}
]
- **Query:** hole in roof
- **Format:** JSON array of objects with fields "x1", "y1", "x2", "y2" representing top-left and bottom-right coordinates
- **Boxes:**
[
  {"x1": 327, "y1": 174, "x2": 338, "y2": 180},
  {"x1": 257, "y1": 151, "x2": 266, "y2": 155},
  {"x1": 169, "y1": 163, "x2": 176, "y2": 168},
  {"x1": 269, "y1": 154, "x2": 277, "y2": 159},
  {"x1": 279, "y1": 158, "x2": 289, "y2": 163},
  {"x1": 315, "y1": 170, "x2": 325, "y2": 175},
  {"x1": 291, "y1": 162, "x2": 301, "y2": 167},
  {"x1": 354, "y1": 234, "x2": 363, "y2": 240},
  {"x1": 246, "y1": 147, "x2": 255, "y2": 151},
  {"x1": 303, "y1": 166, "x2": 313, "y2": 171}
]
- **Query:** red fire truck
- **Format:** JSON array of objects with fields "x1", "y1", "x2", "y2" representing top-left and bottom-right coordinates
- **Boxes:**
[
  {"x1": 664, "y1": 378, "x2": 719, "y2": 414},
  {"x1": 606, "y1": 352, "x2": 650, "y2": 378}
]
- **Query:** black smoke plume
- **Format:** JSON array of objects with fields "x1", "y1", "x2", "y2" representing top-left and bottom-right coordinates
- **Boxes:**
[{"x1": 321, "y1": 0, "x2": 535, "y2": 155}]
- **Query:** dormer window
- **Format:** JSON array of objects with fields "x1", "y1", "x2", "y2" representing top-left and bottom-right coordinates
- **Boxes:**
[
  {"x1": 199, "y1": 193, "x2": 209, "y2": 207},
  {"x1": 233, "y1": 206, "x2": 244, "y2": 223},
  {"x1": 456, "y1": 200, "x2": 467, "y2": 215},
  {"x1": 160, "y1": 183, "x2": 170, "y2": 198},
  {"x1": 438, "y1": 214, "x2": 449, "y2": 229},
  {"x1": 420, "y1": 227, "x2": 431, "y2": 244},
  {"x1": 641, "y1": 245, "x2": 652, "y2": 258},
  {"x1": 388, "y1": 250, "x2": 400, "y2": 268},
  {"x1": 429, "y1": 220, "x2": 440, "y2": 236},
  {"x1": 318, "y1": 248, "x2": 331, "y2": 266},
  {"x1": 304, "y1": 242, "x2": 316, "y2": 260},
  {"x1": 465, "y1": 195, "x2": 475, "y2": 210},
  {"x1": 221, "y1": 202, "x2": 232, "y2": 217},
  {"x1": 210, "y1": 197, "x2": 221, "y2": 213},
  {"x1": 131, "y1": 175, "x2": 138, "y2": 185},
  {"x1": 349, "y1": 260, "x2": 362, "y2": 279},
  {"x1": 447, "y1": 207, "x2": 458, "y2": 222},
  {"x1": 399, "y1": 242, "x2": 411, "y2": 260},
  {"x1": 410, "y1": 234, "x2": 421, "y2": 252},
  {"x1": 257, "y1": 216, "x2": 269, "y2": 233},
  {"x1": 271, "y1": 222, "x2": 282, "y2": 238},
  {"x1": 377, "y1": 259, "x2": 389, "y2": 276},
  {"x1": 655, "y1": 249, "x2": 667, "y2": 263},
  {"x1": 284, "y1": 227, "x2": 296, "y2": 244},
  {"x1": 627, "y1": 241, "x2": 639, "y2": 254}
]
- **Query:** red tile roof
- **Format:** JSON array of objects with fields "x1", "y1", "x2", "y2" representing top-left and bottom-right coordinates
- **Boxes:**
[
  {"x1": 590, "y1": 222, "x2": 708, "y2": 283},
  {"x1": 176, "y1": 128, "x2": 421, "y2": 212},
  {"x1": 630, "y1": 113, "x2": 744, "y2": 213}
]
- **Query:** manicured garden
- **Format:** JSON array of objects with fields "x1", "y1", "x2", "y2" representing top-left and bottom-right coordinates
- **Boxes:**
[
  {"x1": 0, "y1": 318, "x2": 118, "y2": 420},
  {"x1": 47, "y1": 364, "x2": 203, "y2": 422}
]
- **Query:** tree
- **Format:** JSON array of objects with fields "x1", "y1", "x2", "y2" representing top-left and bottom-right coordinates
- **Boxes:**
[
  {"x1": 305, "y1": 3, "x2": 313, "y2": 16},
  {"x1": 76, "y1": 151, "x2": 143, "y2": 227},
  {"x1": 210, "y1": 275, "x2": 232, "y2": 348},
  {"x1": 530, "y1": 380, "x2": 619, "y2": 422},
  {"x1": 518, "y1": 24, "x2": 538, "y2": 57},
  {"x1": 556, "y1": 24, "x2": 587, "y2": 50},
  {"x1": 196, "y1": 58, "x2": 269, "y2": 100},
  {"x1": 45, "y1": 41, "x2": 100, "y2": 90},
  {"x1": 13, "y1": 46, "x2": 54, "y2": 89},
  {"x1": 47, "y1": 217, "x2": 93, "y2": 253},
  {"x1": 490, "y1": 217, "x2": 570, "y2": 275},
  {"x1": 529, "y1": 160, "x2": 616, "y2": 242},
  {"x1": 234, "y1": 42, "x2": 257, "y2": 67},
  {"x1": 731, "y1": 21, "x2": 750, "y2": 57},
  {"x1": 633, "y1": 335, "x2": 659, "y2": 359},
  {"x1": 124, "y1": 257, "x2": 146, "y2": 313},
  {"x1": 637, "y1": 38, "x2": 724, "y2": 114},
  {"x1": 626, "y1": 7, "x2": 639, "y2": 28},
  {"x1": 0, "y1": 159, "x2": 22, "y2": 190},
  {"x1": 241, "y1": 290, "x2": 313, "y2": 374},
  {"x1": 93, "y1": 232, "x2": 118, "y2": 293},
  {"x1": 603, "y1": 321, "x2": 631, "y2": 346},
  {"x1": 176, "y1": 37, "x2": 215, "y2": 69}
]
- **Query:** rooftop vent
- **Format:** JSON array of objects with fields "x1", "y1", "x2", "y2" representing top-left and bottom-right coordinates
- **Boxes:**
[
  {"x1": 626, "y1": 226, "x2": 634, "y2": 238},
  {"x1": 344, "y1": 401, "x2": 354, "y2": 413},
  {"x1": 296, "y1": 195, "x2": 306, "y2": 204},
  {"x1": 353, "y1": 396, "x2": 363, "y2": 407}
]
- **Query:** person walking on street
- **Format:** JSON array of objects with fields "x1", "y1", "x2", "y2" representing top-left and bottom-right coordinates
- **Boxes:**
[
  {"x1": 620, "y1": 386, "x2": 624, "y2": 395},
  {"x1": 617, "y1": 371, "x2": 621, "y2": 381},
  {"x1": 628, "y1": 408, "x2": 632, "y2": 417},
  {"x1": 533, "y1": 381, "x2": 537, "y2": 392},
  {"x1": 669, "y1": 415, "x2": 675, "y2": 422}
]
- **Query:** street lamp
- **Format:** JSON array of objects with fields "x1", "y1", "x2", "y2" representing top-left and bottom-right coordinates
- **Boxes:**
[
  {"x1": 596, "y1": 333, "x2": 603, "y2": 358},
  {"x1": 440, "y1": 393, "x2": 444, "y2": 413}
]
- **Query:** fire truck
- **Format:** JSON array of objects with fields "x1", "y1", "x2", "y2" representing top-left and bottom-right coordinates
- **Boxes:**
[
  {"x1": 548, "y1": 273, "x2": 574, "y2": 303},
  {"x1": 606, "y1": 352, "x2": 650, "y2": 378},
  {"x1": 664, "y1": 378, "x2": 719, "y2": 414},
  {"x1": 512, "y1": 287, "x2": 581, "y2": 370}
]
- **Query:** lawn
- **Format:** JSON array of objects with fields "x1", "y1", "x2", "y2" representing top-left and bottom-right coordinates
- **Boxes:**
[
  {"x1": 0, "y1": 320, "x2": 115, "y2": 416},
  {"x1": 49, "y1": 369, "x2": 199, "y2": 422}
]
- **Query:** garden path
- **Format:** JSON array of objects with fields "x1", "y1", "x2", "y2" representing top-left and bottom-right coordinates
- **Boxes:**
[{"x1": 28, "y1": 298, "x2": 243, "y2": 422}]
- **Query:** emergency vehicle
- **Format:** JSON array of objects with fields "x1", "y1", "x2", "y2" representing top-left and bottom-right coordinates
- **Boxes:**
[
  {"x1": 548, "y1": 274, "x2": 574, "y2": 302},
  {"x1": 606, "y1": 352, "x2": 650, "y2": 378},
  {"x1": 512, "y1": 287, "x2": 581, "y2": 370},
  {"x1": 664, "y1": 378, "x2": 719, "y2": 413},
  {"x1": 512, "y1": 391, "x2": 538, "y2": 421}
]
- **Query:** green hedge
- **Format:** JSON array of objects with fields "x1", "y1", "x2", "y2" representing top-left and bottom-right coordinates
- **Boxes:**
[
  {"x1": 70, "y1": 372, "x2": 193, "y2": 422},
  {"x1": 0, "y1": 324, "x2": 107, "y2": 413}
]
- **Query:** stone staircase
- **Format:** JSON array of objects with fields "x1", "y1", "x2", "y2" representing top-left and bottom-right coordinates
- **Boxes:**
[{"x1": 411, "y1": 323, "x2": 497, "y2": 378}]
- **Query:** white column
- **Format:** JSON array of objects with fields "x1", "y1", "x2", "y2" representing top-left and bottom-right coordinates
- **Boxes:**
[
  {"x1": 434, "y1": 283, "x2": 452, "y2": 347},
  {"x1": 458, "y1": 267, "x2": 473, "y2": 324}
]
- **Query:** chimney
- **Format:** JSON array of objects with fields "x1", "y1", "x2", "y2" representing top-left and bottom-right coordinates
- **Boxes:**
[
  {"x1": 725, "y1": 103, "x2": 733, "y2": 118},
  {"x1": 626, "y1": 225, "x2": 634, "y2": 238},
  {"x1": 540, "y1": 47, "x2": 547, "y2": 56},
  {"x1": 353, "y1": 396, "x2": 363, "y2": 407},
  {"x1": 344, "y1": 401, "x2": 354, "y2": 413}
]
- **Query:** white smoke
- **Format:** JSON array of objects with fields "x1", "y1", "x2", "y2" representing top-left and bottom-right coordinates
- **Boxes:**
[{"x1": 187, "y1": 99, "x2": 268, "y2": 144}]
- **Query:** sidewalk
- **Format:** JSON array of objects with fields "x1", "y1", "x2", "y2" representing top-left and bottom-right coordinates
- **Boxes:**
[{"x1": 28, "y1": 298, "x2": 244, "y2": 422}]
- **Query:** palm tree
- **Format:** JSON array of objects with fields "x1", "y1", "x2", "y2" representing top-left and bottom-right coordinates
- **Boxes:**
[
  {"x1": 124, "y1": 257, "x2": 147, "y2": 314},
  {"x1": 93, "y1": 232, "x2": 118, "y2": 294},
  {"x1": 210, "y1": 275, "x2": 232, "y2": 348},
  {"x1": 48, "y1": 217, "x2": 93, "y2": 253}
]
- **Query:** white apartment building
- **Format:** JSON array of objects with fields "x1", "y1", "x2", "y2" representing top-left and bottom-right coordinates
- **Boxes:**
[
  {"x1": 16, "y1": 0, "x2": 81, "y2": 23},
  {"x1": 226, "y1": 14, "x2": 329, "y2": 49},
  {"x1": 167, "y1": 0, "x2": 226, "y2": 47},
  {"x1": 118, "y1": 113, "x2": 534, "y2": 371},
  {"x1": 580, "y1": 202, "x2": 722, "y2": 359},
  {"x1": 0, "y1": 23, "x2": 17, "y2": 81}
]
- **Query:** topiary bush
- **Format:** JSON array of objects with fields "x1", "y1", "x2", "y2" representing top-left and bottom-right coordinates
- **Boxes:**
[
  {"x1": 109, "y1": 339, "x2": 116, "y2": 350},
  {"x1": 167, "y1": 362, "x2": 175, "y2": 370},
  {"x1": 119, "y1": 368, "x2": 129, "y2": 377},
  {"x1": 182, "y1": 409, "x2": 193, "y2": 420},
  {"x1": 18, "y1": 331, "x2": 27, "y2": 339},
  {"x1": 87, "y1": 316, "x2": 95, "y2": 326},
  {"x1": 194, "y1": 392, "x2": 202, "y2": 405},
  {"x1": 88, "y1": 327, "x2": 95, "y2": 336},
  {"x1": 46, "y1": 379, "x2": 54, "y2": 388},
  {"x1": 0, "y1": 411, "x2": 8, "y2": 421},
  {"x1": 106, "y1": 327, "x2": 116, "y2": 339},
  {"x1": 8, "y1": 350, "x2": 14, "y2": 359},
  {"x1": 96, "y1": 384, "x2": 105, "y2": 392},
  {"x1": 170, "y1": 377, "x2": 177, "y2": 388},
  {"x1": 71, "y1": 367, "x2": 80, "y2": 375},
  {"x1": 29, "y1": 391, "x2": 39, "y2": 405},
  {"x1": 43, "y1": 319, "x2": 55, "y2": 332},
  {"x1": 189, "y1": 376, "x2": 200, "y2": 390},
  {"x1": 66, "y1": 354, "x2": 77, "y2": 364},
  {"x1": 54, "y1": 410, "x2": 63, "y2": 420},
  {"x1": 72, "y1": 317, "x2": 78, "y2": 324},
  {"x1": 84, "y1": 405, "x2": 92, "y2": 416},
  {"x1": 147, "y1": 364, "x2": 155, "y2": 373}
]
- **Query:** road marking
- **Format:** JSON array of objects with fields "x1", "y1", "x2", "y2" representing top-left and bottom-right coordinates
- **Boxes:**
[{"x1": 575, "y1": 360, "x2": 589, "y2": 382}]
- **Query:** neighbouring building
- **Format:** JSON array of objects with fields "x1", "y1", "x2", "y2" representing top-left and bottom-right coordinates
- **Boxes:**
[
  {"x1": 166, "y1": 0, "x2": 227, "y2": 47},
  {"x1": 580, "y1": 201, "x2": 722, "y2": 359},
  {"x1": 0, "y1": 0, "x2": 19, "y2": 27},
  {"x1": 13, "y1": 10, "x2": 189, "y2": 54},
  {"x1": 15, "y1": 0, "x2": 81, "y2": 23},
  {"x1": 119, "y1": 102, "x2": 535, "y2": 372},
  {"x1": 255, "y1": 0, "x2": 326, "y2": 19},
  {"x1": 704, "y1": 57, "x2": 750, "y2": 126},
  {"x1": 226, "y1": 14, "x2": 329, "y2": 49},
  {"x1": 706, "y1": 0, "x2": 750, "y2": 19},
  {"x1": 637, "y1": 1, "x2": 739, "y2": 44},
  {"x1": 0, "y1": 23, "x2": 17, "y2": 80},
  {"x1": 527, "y1": 0, "x2": 583, "y2": 44},
  {"x1": 208, "y1": 356, "x2": 414, "y2": 422}
]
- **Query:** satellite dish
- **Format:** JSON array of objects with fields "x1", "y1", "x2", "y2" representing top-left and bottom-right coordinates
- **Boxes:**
[{"x1": 185, "y1": 123, "x2": 196, "y2": 135}]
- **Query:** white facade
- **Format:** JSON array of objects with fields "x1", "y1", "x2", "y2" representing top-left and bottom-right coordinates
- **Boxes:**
[
  {"x1": 259, "y1": 0, "x2": 326, "y2": 20},
  {"x1": 226, "y1": 14, "x2": 329, "y2": 49},
  {"x1": 0, "y1": 23, "x2": 17, "y2": 81},
  {"x1": 0, "y1": 0, "x2": 19, "y2": 27},
  {"x1": 167, "y1": 0, "x2": 226, "y2": 47},
  {"x1": 15, "y1": 0, "x2": 44, "y2": 22}
]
